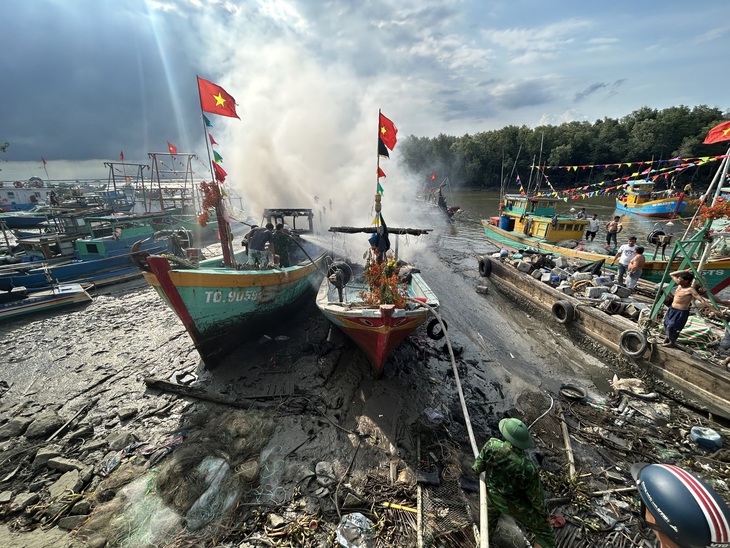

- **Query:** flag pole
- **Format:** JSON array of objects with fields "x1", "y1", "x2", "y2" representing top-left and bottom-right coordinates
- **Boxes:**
[
  {"x1": 375, "y1": 109, "x2": 383, "y2": 228},
  {"x1": 197, "y1": 75, "x2": 234, "y2": 267}
]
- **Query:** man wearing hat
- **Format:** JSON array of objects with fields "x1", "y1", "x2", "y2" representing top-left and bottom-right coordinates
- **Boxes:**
[{"x1": 472, "y1": 418, "x2": 555, "y2": 548}]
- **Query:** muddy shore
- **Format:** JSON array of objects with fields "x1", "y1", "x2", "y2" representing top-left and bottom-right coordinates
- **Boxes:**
[{"x1": 0, "y1": 219, "x2": 728, "y2": 548}]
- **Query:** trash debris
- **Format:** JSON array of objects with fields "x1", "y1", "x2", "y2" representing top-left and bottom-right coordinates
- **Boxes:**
[
  {"x1": 424, "y1": 407, "x2": 445, "y2": 424},
  {"x1": 690, "y1": 426, "x2": 723, "y2": 451},
  {"x1": 336, "y1": 512, "x2": 374, "y2": 547}
]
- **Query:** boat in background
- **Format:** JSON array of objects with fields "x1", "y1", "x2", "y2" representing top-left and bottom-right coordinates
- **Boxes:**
[
  {"x1": 0, "y1": 212, "x2": 178, "y2": 290},
  {"x1": 481, "y1": 194, "x2": 730, "y2": 294},
  {"x1": 0, "y1": 283, "x2": 92, "y2": 322},
  {"x1": 615, "y1": 180, "x2": 687, "y2": 218},
  {"x1": 142, "y1": 207, "x2": 328, "y2": 367}
]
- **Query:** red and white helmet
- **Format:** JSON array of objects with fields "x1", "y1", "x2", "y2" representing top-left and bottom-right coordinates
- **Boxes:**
[{"x1": 632, "y1": 463, "x2": 730, "y2": 547}]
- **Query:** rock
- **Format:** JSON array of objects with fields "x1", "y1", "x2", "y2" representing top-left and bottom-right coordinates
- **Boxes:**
[
  {"x1": 68, "y1": 424, "x2": 95, "y2": 440},
  {"x1": 118, "y1": 407, "x2": 138, "y2": 421},
  {"x1": 70, "y1": 499, "x2": 92, "y2": 515},
  {"x1": 0, "y1": 416, "x2": 33, "y2": 439},
  {"x1": 0, "y1": 491, "x2": 12, "y2": 503},
  {"x1": 87, "y1": 535, "x2": 108, "y2": 548},
  {"x1": 34, "y1": 445, "x2": 62, "y2": 467},
  {"x1": 106, "y1": 430, "x2": 137, "y2": 451},
  {"x1": 58, "y1": 515, "x2": 87, "y2": 531},
  {"x1": 24, "y1": 411, "x2": 65, "y2": 439},
  {"x1": 342, "y1": 492, "x2": 363, "y2": 508},
  {"x1": 268, "y1": 514, "x2": 285, "y2": 527},
  {"x1": 49, "y1": 470, "x2": 82, "y2": 501},
  {"x1": 11, "y1": 492, "x2": 40, "y2": 512},
  {"x1": 80, "y1": 439, "x2": 108, "y2": 455},
  {"x1": 47, "y1": 457, "x2": 85, "y2": 473}
]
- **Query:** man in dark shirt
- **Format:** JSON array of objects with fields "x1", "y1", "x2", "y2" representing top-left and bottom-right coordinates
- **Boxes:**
[
  {"x1": 246, "y1": 223, "x2": 274, "y2": 267},
  {"x1": 271, "y1": 223, "x2": 291, "y2": 267}
]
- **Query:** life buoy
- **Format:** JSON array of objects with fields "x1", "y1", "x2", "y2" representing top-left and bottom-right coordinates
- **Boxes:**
[
  {"x1": 619, "y1": 330, "x2": 649, "y2": 358},
  {"x1": 552, "y1": 300, "x2": 575, "y2": 324},
  {"x1": 427, "y1": 318, "x2": 448, "y2": 340},
  {"x1": 478, "y1": 257, "x2": 492, "y2": 277}
]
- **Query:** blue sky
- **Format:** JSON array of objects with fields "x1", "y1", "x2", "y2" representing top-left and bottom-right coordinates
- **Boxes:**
[{"x1": 1, "y1": 0, "x2": 728, "y2": 214}]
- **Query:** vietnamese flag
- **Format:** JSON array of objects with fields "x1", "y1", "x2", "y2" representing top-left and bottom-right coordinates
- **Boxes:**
[
  {"x1": 213, "y1": 162, "x2": 227, "y2": 183},
  {"x1": 379, "y1": 113, "x2": 397, "y2": 150},
  {"x1": 703, "y1": 120, "x2": 730, "y2": 144},
  {"x1": 167, "y1": 141, "x2": 177, "y2": 154},
  {"x1": 197, "y1": 76, "x2": 240, "y2": 119}
]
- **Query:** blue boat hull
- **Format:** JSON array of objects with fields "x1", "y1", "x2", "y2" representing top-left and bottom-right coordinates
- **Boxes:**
[{"x1": 615, "y1": 199, "x2": 687, "y2": 218}]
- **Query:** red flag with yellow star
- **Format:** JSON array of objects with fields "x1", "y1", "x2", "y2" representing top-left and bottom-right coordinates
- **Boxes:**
[
  {"x1": 197, "y1": 76, "x2": 240, "y2": 119},
  {"x1": 704, "y1": 120, "x2": 730, "y2": 144},
  {"x1": 379, "y1": 113, "x2": 397, "y2": 150}
]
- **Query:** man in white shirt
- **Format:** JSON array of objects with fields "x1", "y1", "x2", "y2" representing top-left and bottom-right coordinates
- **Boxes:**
[
  {"x1": 586, "y1": 214, "x2": 599, "y2": 241},
  {"x1": 612, "y1": 236, "x2": 637, "y2": 286}
]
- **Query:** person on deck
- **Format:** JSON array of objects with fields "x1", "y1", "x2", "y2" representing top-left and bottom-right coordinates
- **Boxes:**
[
  {"x1": 247, "y1": 223, "x2": 274, "y2": 268},
  {"x1": 626, "y1": 246, "x2": 645, "y2": 291},
  {"x1": 271, "y1": 223, "x2": 291, "y2": 267},
  {"x1": 576, "y1": 208, "x2": 587, "y2": 220},
  {"x1": 472, "y1": 418, "x2": 556, "y2": 548},
  {"x1": 612, "y1": 236, "x2": 637, "y2": 286},
  {"x1": 605, "y1": 216, "x2": 622, "y2": 248},
  {"x1": 586, "y1": 214, "x2": 599, "y2": 241},
  {"x1": 663, "y1": 269, "x2": 711, "y2": 348}
]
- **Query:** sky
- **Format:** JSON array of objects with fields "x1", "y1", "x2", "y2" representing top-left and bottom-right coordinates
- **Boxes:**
[{"x1": 1, "y1": 0, "x2": 728, "y2": 223}]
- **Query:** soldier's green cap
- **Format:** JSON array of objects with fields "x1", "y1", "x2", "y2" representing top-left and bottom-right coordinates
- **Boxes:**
[{"x1": 499, "y1": 418, "x2": 534, "y2": 449}]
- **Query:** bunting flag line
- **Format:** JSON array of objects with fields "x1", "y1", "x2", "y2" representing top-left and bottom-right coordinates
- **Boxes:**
[
  {"x1": 213, "y1": 150, "x2": 223, "y2": 163},
  {"x1": 378, "y1": 138, "x2": 390, "y2": 158},
  {"x1": 704, "y1": 121, "x2": 730, "y2": 145},
  {"x1": 203, "y1": 114, "x2": 213, "y2": 128},
  {"x1": 120, "y1": 151, "x2": 124, "y2": 161},
  {"x1": 41, "y1": 156, "x2": 46, "y2": 166},
  {"x1": 167, "y1": 141, "x2": 177, "y2": 155},
  {"x1": 379, "y1": 113, "x2": 398, "y2": 150},
  {"x1": 377, "y1": 167, "x2": 386, "y2": 178},
  {"x1": 209, "y1": 133, "x2": 218, "y2": 146},
  {"x1": 213, "y1": 162, "x2": 227, "y2": 183},
  {"x1": 197, "y1": 76, "x2": 240, "y2": 119}
]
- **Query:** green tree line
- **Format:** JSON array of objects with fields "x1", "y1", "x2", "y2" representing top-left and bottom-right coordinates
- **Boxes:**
[{"x1": 399, "y1": 105, "x2": 729, "y2": 191}]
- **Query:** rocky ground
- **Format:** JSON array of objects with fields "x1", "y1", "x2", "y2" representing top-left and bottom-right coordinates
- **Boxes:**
[{"x1": 0, "y1": 221, "x2": 728, "y2": 548}]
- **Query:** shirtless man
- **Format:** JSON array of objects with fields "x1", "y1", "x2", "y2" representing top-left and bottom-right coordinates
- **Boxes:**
[
  {"x1": 663, "y1": 270, "x2": 711, "y2": 348},
  {"x1": 626, "y1": 246, "x2": 645, "y2": 290}
]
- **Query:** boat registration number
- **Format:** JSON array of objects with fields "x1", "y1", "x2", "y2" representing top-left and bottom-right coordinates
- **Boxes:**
[{"x1": 204, "y1": 289, "x2": 261, "y2": 303}]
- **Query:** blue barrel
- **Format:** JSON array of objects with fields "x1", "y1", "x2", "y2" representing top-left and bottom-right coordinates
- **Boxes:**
[{"x1": 498, "y1": 215, "x2": 511, "y2": 230}]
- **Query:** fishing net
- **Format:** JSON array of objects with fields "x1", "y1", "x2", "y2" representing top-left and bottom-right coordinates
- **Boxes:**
[{"x1": 78, "y1": 409, "x2": 275, "y2": 547}]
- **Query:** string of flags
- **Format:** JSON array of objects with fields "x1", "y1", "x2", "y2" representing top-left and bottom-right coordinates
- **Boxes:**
[{"x1": 376, "y1": 112, "x2": 397, "y2": 195}]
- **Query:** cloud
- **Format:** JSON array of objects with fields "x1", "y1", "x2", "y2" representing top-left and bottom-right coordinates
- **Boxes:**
[{"x1": 574, "y1": 80, "x2": 626, "y2": 103}]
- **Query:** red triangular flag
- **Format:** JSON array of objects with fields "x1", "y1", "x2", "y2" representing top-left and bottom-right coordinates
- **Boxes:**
[
  {"x1": 120, "y1": 150, "x2": 124, "y2": 161},
  {"x1": 213, "y1": 162, "x2": 227, "y2": 183},
  {"x1": 209, "y1": 133, "x2": 218, "y2": 146},
  {"x1": 167, "y1": 141, "x2": 177, "y2": 155},
  {"x1": 377, "y1": 167, "x2": 386, "y2": 178},
  {"x1": 41, "y1": 156, "x2": 47, "y2": 166},
  {"x1": 703, "y1": 121, "x2": 730, "y2": 145}
]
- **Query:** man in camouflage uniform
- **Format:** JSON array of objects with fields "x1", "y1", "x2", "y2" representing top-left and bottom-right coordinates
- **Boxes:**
[{"x1": 472, "y1": 418, "x2": 555, "y2": 548}]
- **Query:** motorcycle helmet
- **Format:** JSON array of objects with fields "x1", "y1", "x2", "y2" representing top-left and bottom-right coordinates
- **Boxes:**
[{"x1": 631, "y1": 463, "x2": 730, "y2": 547}]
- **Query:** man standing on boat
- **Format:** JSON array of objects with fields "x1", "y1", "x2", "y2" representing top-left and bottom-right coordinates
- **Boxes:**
[
  {"x1": 247, "y1": 223, "x2": 274, "y2": 268},
  {"x1": 576, "y1": 207, "x2": 587, "y2": 220},
  {"x1": 271, "y1": 223, "x2": 291, "y2": 267},
  {"x1": 472, "y1": 418, "x2": 556, "y2": 548},
  {"x1": 626, "y1": 246, "x2": 645, "y2": 291},
  {"x1": 586, "y1": 214, "x2": 599, "y2": 242},
  {"x1": 663, "y1": 269, "x2": 711, "y2": 348},
  {"x1": 612, "y1": 236, "x2": 637, "y2": 286},
  {"x1": 605, "y1": 216, "x2": 622, "y2": 248}
]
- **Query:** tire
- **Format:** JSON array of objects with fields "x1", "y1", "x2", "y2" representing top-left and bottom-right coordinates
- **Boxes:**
[
  {"x1": 427, "y1": 318, "x2": 447, "y2": 340},
  {"x1": 647, "y1": 229, "x2": 665, "y2": 245},
  {"x1": 619, "y1": 330, "x2": 649, "y2": 358},
  {"x1": 559, "y1": 384, "x2": 587, "y2": 402},
  {"x1": 478, "y1": 257, "x2": 492, "y2": 277},
  {"x1": 552, "y1": 300, "x2": 575, "y2": 325}
]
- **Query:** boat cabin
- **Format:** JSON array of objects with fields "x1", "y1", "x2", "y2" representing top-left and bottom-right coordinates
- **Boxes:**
[
  {"x1": 261, "y1": 208, "x2": 315, "y2": 235},
  {"x1": 491, "y1": 194, "x2": 589, "y2": 243}
]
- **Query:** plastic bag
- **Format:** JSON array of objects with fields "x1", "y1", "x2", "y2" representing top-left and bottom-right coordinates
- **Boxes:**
[{"x1": 336, "y1": 512, "x2": 374, "y2": 547}]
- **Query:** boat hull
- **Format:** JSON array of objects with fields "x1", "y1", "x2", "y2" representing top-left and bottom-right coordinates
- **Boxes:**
[
  {"x1": 0, "y1": 284, "x2": 92, "y2": 321},
  {"x1": 144, "y1": 251, "x2": 328, "y2": 367},
  {"x1": 316, "y1": 273, "x2": 438, "y2": 377},
  {"x1": 481, "y1": 220, "x2": 730, "y2": 294},
  {"x1": 615, "y1": 197, "x2": 687, "y2": 218},
  {"x1": 481, "y1": 256, "x2": 730, "y2": 421}
]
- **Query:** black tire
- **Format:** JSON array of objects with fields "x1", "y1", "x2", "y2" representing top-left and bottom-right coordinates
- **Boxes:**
[
  {"x1": 427, "y1": 318, "x2": 447, "y2": 340},
  {"x1": 647, "y1": 229, "x2": 665, "y2": 245},
  {"x1": 559, "y1": 384, "x2": 587, "y2": 402},
  {"x1": 619, "y1": 330, "x2": 649, "y2": 358},
  {"x1": 478, "y1": 257, "x2": 492, "y2": 277},
  {"x1": 552, "y1": 300, "x2": 575, "y2": 325}
]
